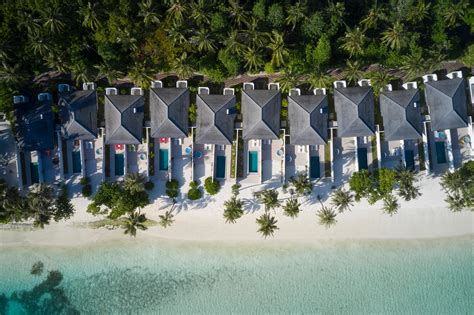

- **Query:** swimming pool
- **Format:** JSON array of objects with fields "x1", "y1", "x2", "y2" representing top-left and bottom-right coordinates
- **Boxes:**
[
  {"x1": 310, "y1": 156, "x2": 320, "y2": 179},
  {"x1": 30, "y1": 162, "x2": 39, "y2": 184},
  {"x1": 72, "y1": 151, "x2": 81, "y2": 173},
  {"x1": 216, "y1": 156, "x2": 226, "y2": 178},
  {"x1": 405, "y1": 150, "x2": 415, "y2": 170},
  {"x1": 248, "y1": 151, "x2": 258, "y2": 173},
  {"x1": 159, "y1": 149, "x2": 169, "y2": 171},
  {"x1": 115, "y1": 154, "x2": 124, "y2": 176},
  {"x1": 357, "y1": 148, "x2": 368, "y2": 170},
  {"x1": 435, "y1": 142, "x2": 446, "y2": 164}
]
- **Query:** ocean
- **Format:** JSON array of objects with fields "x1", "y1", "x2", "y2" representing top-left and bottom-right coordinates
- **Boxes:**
[{"x1": 0, "y1": 236, "x2": 472, "y2": 314}]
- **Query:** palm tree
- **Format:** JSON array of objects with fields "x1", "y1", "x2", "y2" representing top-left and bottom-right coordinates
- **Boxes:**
[
  {"x1": 166, "y1": 0, "x2": 187, "y2": 25},
  {"x1": 445, "y1": 193, "x2": 466, "y2": 212},
  {"x1": 223, "y1": 196, "x2": 244, "y2": 223},
  {"x1": 70, "y1": 62, "x2": 92, "y2": 86},
  {"x1": 29, "y1": 35, "x2": 51, "y2": 57},
  {"x1": 340, "y1": 26, "x2": 366, "y2": 57},
  {"x1": 256, "y1": 213, "x2": 279, "y2": 238},
  {"x1": 285, "y1": 0, "x2": 307, "y2": 31},
  {"x1": 289, "y1": 173, "x2": 312, "y2": 196},
  {"x1": 331, "y1": 188, "x2": 354, "y2": 213},
  {"x1": 191, "y1": 29, "x2": 216, "y2": 53},
  {"x1": 305, "y1": 72, "x2": 333, "y2": 90},
  {"x1": 243, "y1": 47, "x2": 263, "y2": 73},
  {"x1": 123, "y1": 211, "x2": 147, "y2": 236},
  {"x1": 244, "y1": 18, "x2": 268, "y2": 49},
  {"x1": 283, "y1": 198, "x2": 300, "y2": 219},
  {"x1": 127, "y1": 62, "x2": 155, "y2": 89},
  {"x1": 224, "y1": 30, "x2": 244, "y2": 56},
  {"x1": 367, "y1": 67, "x2": 394, "y2": 96},
  {"x1": 407, "y1": 0, "x2": 431, "y2": 24},
  {"x1": 0, "y1": 62, "x2": 27, "y2": 86},
  {"x1": 138, "y1": 0, "x2": 160, "y2": 26},
  {"x1": 227, "y1": 0, "x2": 249, "y2": 27},
  {"x1": 360, "y1": 1, "x2": 386, "y2": 29},
  {"x1": 171, "y1": 52, "x2": 194, "y2": 79},
  {"x1": 381, "y1": 21, "x2": 404, "y2": 51},
  {"x1": 343, "y1": 60, "x2": 363, "y2": 85},
  {"x1": 401, "y1": 49, "x2": 427, "y2": 81},
  {"x1": 40, "y1": 6, "x2": 65, "y2": 34},
  {"x1": 123, "y1": 173, "x2": 146, "y2": 193},
  {"x1": 316, "y1": 204, "x2": 337, "y2": 228},
  {"x1": 277, "y1": 68, "x2": 300, "y2": 93},
  {"x1": 45, "y1": 51, "x2": 69, "y2": 73},
  {"x1": 94, "y1": 63, "x2": 123, "y2": 84},
  {"x1": 397, "y1": 168, "x2": 421, "y2": 201},
  {"x1": 27, "y1": 184, "x2": 55, "y2": 229},
  {"x1": 159, "y1": 210, "x2": 175, "y2": 228},
  {"x1": 17, "y1": 11, "x2": 42, "y2": 35},
  {"x1": 189, "y1": 0, "x2": 210, "y2": 26},
  {"x1": 78, "y1": 1, "x2": 101, "y2": 30},
  {"x1": 441, "y1": 0, "x2": 468, "y2": 27},
  {"x1": 268, "y1": 31, "x2": 288, "y2": 68},
  {"x1": 382, "y1": 194, "x2": 399, "y2": 216},
  {"x1": 256, "y1": 189, "x2": 280, "y2": 213}
]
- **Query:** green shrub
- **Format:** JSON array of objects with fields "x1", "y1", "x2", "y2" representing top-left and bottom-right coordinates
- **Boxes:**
[
  {"x1": 204, "y1": 177, "x2": 220, "y2": 195},
  {"x1": 231, "y1": 183, "x2": 241, "y2": 196},
  {"x1": 82, "y1": 184, "x2": 92, "y2": 197},
  {"x1": 187, "y1": 181, "x2": 202, "y2": 200},
  {"x1": 80, "y1": 177, "x2": 90, "y2": 185},
  {"x1": 144, "y1": 181, "x2": 154, "y2": 191},
  {"x1": 166, "y1": 179, "x2": 179, "y2": 199}
]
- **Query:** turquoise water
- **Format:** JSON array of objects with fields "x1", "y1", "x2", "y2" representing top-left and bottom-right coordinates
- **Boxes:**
[
  {"x1": 310, "y1": 155, "x2": 320, "y2": 179},
  {"x1": 0, "y1": 237, "x2": 472, "y2": 314},
  {"x1": 72, "y1": 151, "x2": 81, "y2": 174},
  {"x1": 435, "y1": 141, "x2": 447, "y2": 164},
  {"x1": 115, "y1": 153, "x2": 124, "y2": 176},
  {"x1": 357, "y1": 147, "x2": 368, "y2": 170},
  {"x1": 216, "y1": 155, "x2": 226, "y2": 178},
  {"x1": 249, "y1": 151, "x2": 258, "y2": 173},
  {"x1": 159, "y1": 149, "x2": 168, "y2": 171}
]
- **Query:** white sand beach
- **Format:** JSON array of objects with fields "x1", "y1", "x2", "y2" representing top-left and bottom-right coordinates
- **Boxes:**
[{"x1": 0, "y1": 174, "x2": 472, "y2": 247}]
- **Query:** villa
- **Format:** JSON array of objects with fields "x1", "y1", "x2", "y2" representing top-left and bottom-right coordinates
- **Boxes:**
[
  {"x1": 287, "y1": 88, "x2": 328, "y2": 182},
  {"x1": 333, "y1": 80, "x2": 375, "y2": 182},
  {"x1": 58, "y1": 83, "x2": 99, "y2": 180},
  {"x1": 241, "y1": 82, "x2": 283, "y2": 184},
  {"x1": 13, "y1": 93, "x2": 55, "y2": 189},
  {"x1": 104, "y1": 87, "x2": 145, "y2": 179},
  {"x1": 423, "y1": 71, "x2": 472, "y2": 172},
  {"x1": 195, "y1": 87, "x2": 236, "y2": 181},
  {"x1": 379, "y1": 82, "x2": 424, "y2": 171},
  {"x1": 149, "y1": 80, "x2": 191, "y2": 186}
]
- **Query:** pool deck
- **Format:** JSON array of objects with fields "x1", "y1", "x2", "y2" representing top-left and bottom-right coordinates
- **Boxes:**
[
  {"x1": 285, "y1": 144, "x2": 325, "y2": 182},
  {"x1": 262, "y1": 138, "x2": 285, "y2": 184},
  {"x1": 171, "y1": 136, "x2": 193, "y2": 189},
  {"x1": 126, "y1": 143, "x2": 148, "y2": 177},
  {"x1": 193, "y1": 143, "x2": 213, "y2": 184},
  {"x1": 381, "y1": 139, "x2": 420, "y2": 171},
  {"x1": 333, "y1": 137, "x2": 356, "y2": 186}
]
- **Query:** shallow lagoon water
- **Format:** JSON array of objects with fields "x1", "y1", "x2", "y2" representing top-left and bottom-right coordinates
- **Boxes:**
[{"x1": 0, "y1": 236, "x2": 472, "y2": 314}]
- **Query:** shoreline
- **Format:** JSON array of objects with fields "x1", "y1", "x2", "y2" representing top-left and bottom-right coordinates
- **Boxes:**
[{"x1": 0, "y1": 175, "x2": 472, "y2": 247}]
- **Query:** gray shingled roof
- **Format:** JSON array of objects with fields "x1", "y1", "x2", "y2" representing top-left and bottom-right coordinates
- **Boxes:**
[
  {"x1": 425, "y1": 78, "x2": 468, "y2": 131},
  {"x1": 196, "y1": 94, "x2": 236, "y2": 145},
  {"x1": 380, "y1": 89, "x2": 423, "y2": 141},
  {"x1": 288, "y1": 94, "x2": 328, "y2": 145},
  {"x1": 242, "y1": 89, "x2": 281, "y2": 140},
  {"x1": 150, "y1": 88, "x2": 189, "y2": 138},
  {"x1": 15, "y1": 100, "x2": 54, "y2": 151},
  {"x1": 105, "y1": 95, "x2": 144, "y2": 144},
  {"x1": 334, "y1": 86, "x2": 375, "y2": 137},
  {"x1": 59, "y1": 90, "x2": 98, "y2": 140}
]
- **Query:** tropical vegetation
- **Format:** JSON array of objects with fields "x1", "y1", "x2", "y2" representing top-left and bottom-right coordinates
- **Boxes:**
[{"x1": 440, "y1": 161, "x2": 473, "y2": 212}]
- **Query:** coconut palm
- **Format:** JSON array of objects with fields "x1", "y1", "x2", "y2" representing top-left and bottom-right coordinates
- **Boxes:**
[
  {"x1": 172, "y1": 52, "x2": 194, "y2": 79},
  {"x1": 166, "y1": 0, "x2": 187, "y2": 25},
  {"x1": 29, "y1": 35, "x2": 51, "y2": 57},
  {"x1": 340, "y1": 26, "x2": 366, "y2": 57},
  {"x1": 283, "y1": 198, "x2": 300, "y2": 219},
  {"x1": 223, "y1": 196, "x2": 244, "y2": 223},
  {"x1": 0, "y1": 62, "x2": 27, "y2": 86},
  {"x1": 189, "y1": 0, "x2": 210, "y2": 26},
  {"x1": 17, "y1": 11, "x2": 42, "y2": 35},
  {"x1": 45, "y1": 51, "x2": 69, "y2": 73},
  {"x1": 224, "y1": 30, "x2": 244, "y2": 56},
  {"x1": 316, "y1": 204, "x2": 337, "y2": 228},
  {"x1": 397, "y1": 168, "x2": 421, "y2": 201},
  {"x1": 70, "y1": 62, "x2": 92, "y2": 86},
  {"x1": 159, "y1": 210, "x2": 175, "y2": 228},
  {"x1": 256, "y1": 213, "x2": 279, "y2": 238},
  {"x1": 306, "y1": 72, "x2": 333, "y2": 90},
  {"x1": 227, "y1": 0, "x2": 249, "y2": 27},
  {"x1": 289, "y1": 173, "x2": 312, "y2": 196},
  {"x1": 367, "y1": 67, "x2": 394, "y2": 96},
  {"x1": 401, "y1": 49, "x2": 427, "y2": 81},
  {"x1": 331, "y1": 188, "x2": 354, "y2": 213},
  {"x1": 243, "y1": 47, "x2": 263, "y2": 73},
  {"x1": 360, "y1": 1, "x2": 386, "y2": 29},
  {"x1": 382, "y1": 194, "x2": 399, "y2": 215},
  {"x1": 78, "y1": 1, "x2": 101, "y2": 30},
  {"x1": 441, "y1": 0, "x2": 468, "y2": 27},
  {"x1": 343, "y1": 60, "x2": 363, "y2": 85},
  {"x1": 191, "y1": 29, "x2": 216, "y2": 53},
  {"x1": 94, "y1": 63, "x2": 123, "y2": 84},
  {"x1": 277, "y1": 68, "x2": 300, "y2": 93},
  {"x1": 27, "y1": 184, "x2": 55, "y2": 229},
  {"x1": 285, "y1": 0, "x2": 307, "y2": 31},
  {"x1": 268, "y1": 31, "x2": 288, "y2": 68},
  {"x1": 40, "y1": 6, "x2": 65, "y2": 34},
  {"x1": 407, "y1": 0, "x2": 431, "y2": 24},
  {"x1": 244, "y1": 18, "x2": 268, "y2": 49},
  {"x1": 123, "y1": 211, "x2": 147, "y2": 236},
  {"x1": 381, "y1": 21, "x2": 404, "y2": 51},
  {"x1": 445, "y1": 193, "x2": 466, "y2": 212},
  {"x1": 138, "y1": 0, "x2": 160, "y2": 26},
  {"x1": 124, "y1": 173, "x2": 146, "y2": 193},
  {"x1": 256, "y1": 189, "x2": 280, "y2": 213},
  {"x1": 127, "y1": 62, "x2": 155, "y2": 89}
]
